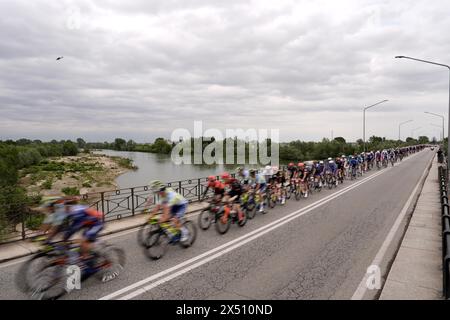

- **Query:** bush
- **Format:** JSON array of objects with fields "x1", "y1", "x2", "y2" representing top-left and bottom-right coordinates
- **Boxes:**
[
  {"x1": 42, "y1": 180, "x2": 53, "y2": 189},
  {"x1": 25, "y1": 212, "x2": 45, "y2": 231},
  {"x1": 62, "y1": 187, "x2": 80, "y2": 196},
  {"x1": 82, "y1": 181, "x2": 92, "y2": 188}
]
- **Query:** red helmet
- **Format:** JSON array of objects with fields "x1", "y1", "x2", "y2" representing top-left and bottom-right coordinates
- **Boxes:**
[
  {"x1": 298, "y1": 162, "x2": 305, "y2": 168},
  {"x1": 288, "y1": 162, "x2": 294, "y2": 167},
  {"x1": 208, "y1": 175, "x2": 216, "y2": 182},
  {"x1": 221, "y1": 172, "x2": 230, "y2": 180}
]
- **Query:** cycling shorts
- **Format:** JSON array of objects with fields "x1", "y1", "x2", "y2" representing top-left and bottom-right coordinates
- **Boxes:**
[{"x1": 170, "y1": 203, "x2": 187, "y2": 219}]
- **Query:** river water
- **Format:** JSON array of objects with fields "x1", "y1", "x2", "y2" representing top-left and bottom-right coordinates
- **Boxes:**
[{"x1": 93, "y1": 150, "x2": 247, "y2": 189}]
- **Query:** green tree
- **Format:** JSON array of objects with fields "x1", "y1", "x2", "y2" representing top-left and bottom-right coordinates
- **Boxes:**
[
  {"x1": 62, "y1": 141, "x2": 78, "y2": 156},
  {"x1": 114, "y1": 138, "x2": 126, "y2": 151},
  {"x1": 76, "y1": 138, "x2": 86, "y2": 149},
  {"x1": 418, "y1": 136, "x2": 430, "y2": 144},
  {"x1": 334, "y1": 137, "x2": 346, "y2": 144},
  {"x1": 151, "y1": 138, "x2": 172, "y2": 154},
  {"x1": 126, "y1": 139, "x2": 136, "y2": 151}
]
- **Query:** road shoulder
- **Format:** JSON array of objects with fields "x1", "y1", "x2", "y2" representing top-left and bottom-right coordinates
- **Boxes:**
[{"x1": 379, "y1": 155, "x2": 442, "y2": 300}]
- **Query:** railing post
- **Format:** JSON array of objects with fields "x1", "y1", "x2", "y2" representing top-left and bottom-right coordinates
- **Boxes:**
[
  {"x1": 198, "y1": 179, "x2": 201, "y2": 202},
  {"x1": 179, "y1": 181, "x2": 182, "y2": 195},
  {"x1": 101, "y1": 192, "x2": 105, "y2": 223},
  {"x1": 131, "y1": 188, "x2": 135, "y2": 216}
]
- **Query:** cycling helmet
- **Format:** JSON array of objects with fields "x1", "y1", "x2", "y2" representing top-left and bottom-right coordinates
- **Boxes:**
[
  {"x1": 328, "y1": 157, "x2": 332, "y2": 161},
  {"x1": 288, "y1": 162, "x2": 294, "y2": 167},
  {"x1": 249, "y1": 169, "x2": 256, "y2": 175},
  {"x1": 319, "y1": 160, "x2": 324, "y2": 164},
  {"x1": 39, "y1": 196, "x2": 63, "y2": 208},
  {"x1": 150, "y1": 180, "x2": 166, "y2": 192},
  {"x1": 221, "y1": 172, "x2": 231, "y2": 180},
  {"x1": 298, "y1": 162, "x2": 305, "y2": 168},
  {"x1": 208, "y1": 175, "x2": 216, "y2": 183}
]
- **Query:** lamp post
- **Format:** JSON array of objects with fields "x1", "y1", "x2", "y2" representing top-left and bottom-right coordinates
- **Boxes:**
[
  {"x1": 399, "y1": 120, "x2": 413, "y2": 141},
  {"x1": 425, "y1": 111, "x2": 445, "y2": 144},
  {"x1": 363, "y1": 100, "x2": 389, "y2": 152},
  {"x1": 396, "y1": 55, "x2": 450, "y2": 174}
]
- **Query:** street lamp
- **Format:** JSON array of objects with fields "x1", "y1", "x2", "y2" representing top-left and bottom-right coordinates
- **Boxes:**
[
  {"x1": 399, "y1": 120, "x2": 413, "y2": 141},
  {"x1": 411, "y1": 127, "x2": 422, "y2": 139},
  {"x1": 425, "y1": 111, "x2": 445, "y2": 143},
  {"x1": 396, "y1": 55, "x2": 450, "y2": 173},
  {"x1": 363, "y1": 99, "x2": 389, "y2": 152}
]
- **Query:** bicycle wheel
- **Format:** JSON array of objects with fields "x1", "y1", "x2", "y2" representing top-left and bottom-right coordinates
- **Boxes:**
[
  {"x1": 145, "y1": 231, "x2": 170, "y2": 260},
  {"x1": 245, "y1": 201, "x2": 256, "y2": 219},
  {"x1": 268, "y1": 192, "x2": 277, "y2": 208},
  {"x1": 198, "y1": 208, "x2": 213, "y2": 230},
  {"x1": 137, "y1": 222, "x2": 158, "y2": 247},
  {"x1": 295, "y1": 188, "x2": 302, "y2": 201},
  {"x1": 16, "y1": 252, "x2": 53, "y2": 293},
  {"x1": 215, "y1": 212, "x2": 231, "y2": 234},
  {"x1": 180, "y1": 221, "x2": 197, "y2": 248},
  {"x1": 27, "y1": 260, "x2": 67, "y2": 300},
  {"x1": 95, "y1": 245, "x2": 126, "y2": 283},
  {"x1": 237, "y1": 210, "x2": 247, "y2": 227}
]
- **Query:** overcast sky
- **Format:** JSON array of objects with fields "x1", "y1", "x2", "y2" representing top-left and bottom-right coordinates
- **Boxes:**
[{"x1": 1, "y1": 0, "x2": 449, "y2": 143}]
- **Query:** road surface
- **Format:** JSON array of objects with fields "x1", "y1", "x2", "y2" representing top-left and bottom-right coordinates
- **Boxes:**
[{"x1": 0, "y1": 149, "x2": 435, "y2": 300}]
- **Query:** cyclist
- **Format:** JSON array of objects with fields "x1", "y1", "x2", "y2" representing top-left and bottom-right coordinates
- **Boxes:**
[
  {"x1": 349, "y1": 156, "x2": 359, "y2": 178},
  {"x1": 36, "y1": 196, "x2": 85, "y2": 248},
  {"x1": 236, "y1": 167, "x2": 249, "y2": 184},
  {"x1": 314, "y1": 160, "x2": 325, "y2": 188},
  {"x1": 297, "y1": 163, "x2": 309, "y2": 198},
  {"x1": 146, "y1": 180, "x2": 189, "y2": 242},
  {"x1": 221, "y1": 173, "x2": 245, "y2": 223},
  {"x1": 335, "y1": 156, "x2": 344, "y2": 183},
  {"x1": 250, "y1": 169, "x2": 268, "y2": 212},
  {"x1": 202, "y1": 175, "x2": 225, "y2": 202},
  {"x1": 375, "y1": 150, "x2": 382, "y2": 169},
  {"x1": 62, "y1": 200, "x2": 104, "y2": 262},
  {"x1": 275, "y1": 169, "x2": 287, "y2": 204}
]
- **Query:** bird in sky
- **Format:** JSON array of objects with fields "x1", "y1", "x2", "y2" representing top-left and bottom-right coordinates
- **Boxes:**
[{"x1": 56, "y1": 56, "x2": 64, "y2": 61}]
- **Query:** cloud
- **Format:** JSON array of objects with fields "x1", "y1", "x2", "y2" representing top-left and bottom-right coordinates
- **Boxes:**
[{"x1": 0, "y1": 0, "x2": 449, "y2": 142}]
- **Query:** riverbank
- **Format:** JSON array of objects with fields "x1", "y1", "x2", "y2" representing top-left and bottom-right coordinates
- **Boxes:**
[{"x1": 18, "y1": 152, "x2": 136, "y2": 197}]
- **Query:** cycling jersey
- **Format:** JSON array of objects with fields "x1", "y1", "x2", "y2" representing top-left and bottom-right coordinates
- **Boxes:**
[
  {"x1": 207, "y1": 180, "x2": 225, "y2": 195},
  {"x1": 314, "y1": 164, "x2": 324, "y2": 176},
  {"x1": 64, "y1": 205, "x2": 103, "y2": 242},
  {"x1": 158, "y1": 188, "x2": 188, "y2": 207}
]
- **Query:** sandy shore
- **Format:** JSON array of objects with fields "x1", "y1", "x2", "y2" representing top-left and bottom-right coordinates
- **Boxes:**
[{"x1": 19, "y1": 153, "x2": 133, "y2": 197}]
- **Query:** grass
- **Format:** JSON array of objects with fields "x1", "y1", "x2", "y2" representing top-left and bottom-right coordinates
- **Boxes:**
[
  {"x1": 42, "y1": 179, "x2": 53, "y2": 189},
  {"x1": 111, "y1": 157, "x2": 138, "y2": 170},
  {"x1": 62, "y1": 187, "x2": 80, "y2": 196}
]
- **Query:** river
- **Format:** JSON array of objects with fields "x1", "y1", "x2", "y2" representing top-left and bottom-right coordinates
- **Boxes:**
[{"x1": 93, "y1": 150, "x2": 249, "y2": 189}]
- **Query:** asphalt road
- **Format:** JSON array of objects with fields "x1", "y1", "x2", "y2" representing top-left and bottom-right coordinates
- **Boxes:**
[{"x1": 0, "y1": 149, "x2": 435, "y2": 300}]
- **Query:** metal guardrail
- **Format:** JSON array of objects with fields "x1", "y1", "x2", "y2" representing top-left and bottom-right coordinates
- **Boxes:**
[
  {"x1": 81, "y1": 175, "x2": 225, "y2": 222},
  {"x1": 0, "y1": 174, "x2": 231, "y2": 244},
  {"x1": 438, "y1": 165, "x2": 450, "y2": 299}
]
